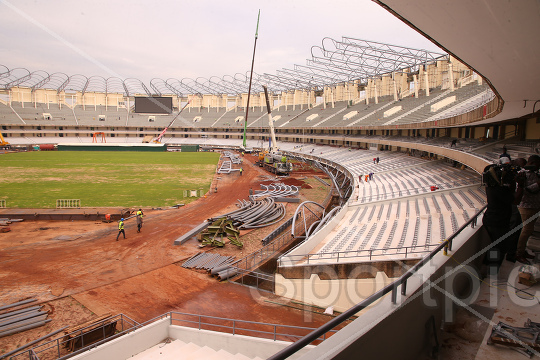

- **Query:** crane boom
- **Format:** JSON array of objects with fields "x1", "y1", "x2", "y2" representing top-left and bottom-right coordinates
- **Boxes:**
[
  {"x1": 263, "y1": 85, "x2": 278, "y2": 153},
  {"x1": 154, "y1": 100, "x2": 191, "y2": 143}
]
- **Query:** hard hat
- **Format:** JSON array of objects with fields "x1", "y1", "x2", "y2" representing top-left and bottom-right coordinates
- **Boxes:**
[{"x1": 121, "y1": 218, "x2": 124, "y2": 221}]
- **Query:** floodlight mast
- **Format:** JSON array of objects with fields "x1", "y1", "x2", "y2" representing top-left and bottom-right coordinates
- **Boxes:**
[{"x1": 263, "y1": 85, "x2": 278, "y2": 153}]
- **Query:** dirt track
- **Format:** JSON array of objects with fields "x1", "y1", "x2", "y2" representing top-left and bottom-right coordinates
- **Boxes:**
[{"x1": 0, "y1": 153, "x2": 336, "y2": 355}]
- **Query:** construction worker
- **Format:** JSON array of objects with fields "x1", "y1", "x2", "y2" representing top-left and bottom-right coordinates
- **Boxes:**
[
  {"x1": 240, "y1": 168, "x2": 243, "y2": 176},
  {"x1": 136, "y1": 209, "x2": 144, "y2": 233},
  {"x1": 116, "y1": 218, "x2": 126, "y2": 241}
]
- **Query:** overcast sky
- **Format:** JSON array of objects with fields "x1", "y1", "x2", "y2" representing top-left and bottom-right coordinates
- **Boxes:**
[{"x1": 0, "y1": 0, "x2": 444, "y2": 84}]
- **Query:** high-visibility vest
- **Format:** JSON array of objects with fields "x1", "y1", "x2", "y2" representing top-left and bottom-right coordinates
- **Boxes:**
[
  {"x1": 118, "y1": 221, "x2": 124, "y2": 230},
  {"x1": 137, "y1": 210, "x2": 143, "y2": 218}
]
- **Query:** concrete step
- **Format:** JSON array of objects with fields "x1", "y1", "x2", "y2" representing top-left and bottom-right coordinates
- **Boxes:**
[{"x1": 130, "y1": 339, "x2": 186, "y2": 359}]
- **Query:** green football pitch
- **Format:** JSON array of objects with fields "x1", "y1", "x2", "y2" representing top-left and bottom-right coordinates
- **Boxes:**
[{"x1": 0, "y1": 151, "x2": 220, "y2": 208}]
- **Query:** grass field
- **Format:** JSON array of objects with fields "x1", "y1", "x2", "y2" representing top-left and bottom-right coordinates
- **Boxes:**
[{"x1": 0, "y1": 151, "x2": 221, "y2": 208}]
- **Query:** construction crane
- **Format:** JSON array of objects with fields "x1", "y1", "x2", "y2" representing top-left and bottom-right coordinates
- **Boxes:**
[
  {"x1": 256, "y1": 85, "x2": 292, "y2": 175},
  {"x1": 148, "y1": 100, "x2": 191, "y2": 144}
]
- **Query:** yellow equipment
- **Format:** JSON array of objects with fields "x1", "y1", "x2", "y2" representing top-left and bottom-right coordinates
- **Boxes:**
[{"x1": 0, "y1": 132, "x2": 9, "y2": 148}]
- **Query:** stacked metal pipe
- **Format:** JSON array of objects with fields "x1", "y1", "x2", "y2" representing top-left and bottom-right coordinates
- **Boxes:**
[
  {"x1": 0, "y1": 299, "x2": 50, "y2": 338},
  {"x1": 182, "y1": 252, "x2": 236, "y2": 271},
  {"x1": 250, "y1": 183, "x2": 299, "y2": 200},
  {"x1": 209, "y1": 197, "x2": 286, "y2": 229}
]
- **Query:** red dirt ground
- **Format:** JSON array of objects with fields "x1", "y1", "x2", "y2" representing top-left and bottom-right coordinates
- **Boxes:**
[{"x1": 0, "y1": 152, "x2": 338, "y2": 356}]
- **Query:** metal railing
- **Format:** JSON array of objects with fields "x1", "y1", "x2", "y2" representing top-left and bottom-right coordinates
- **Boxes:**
[
  {"x1": 169, "y1": 311, "x2": 337, "y2": 343},
  {"x1": 55, "y1": 199, "x2": 80, "y2": 209},
  {"x1": 278, "y1": 243, "x2": 441, "y2": 267},
  {"x1": 11, "y1": 311, "x2": 340, "y2": 360},
  {"x1": 267, "y1": 204, "x2": 486, "y2": 360},
  {"x1": 9, "y1": 314, "x2": 138, "y2": 360}
]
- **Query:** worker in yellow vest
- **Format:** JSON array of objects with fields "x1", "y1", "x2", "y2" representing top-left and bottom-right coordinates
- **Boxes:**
[
  {"x1": 116, "y1": 218, "x2": 126, "y2": 241},
  {"x1": 136, "y1": 209, "x2": 144, "y2": 233}
]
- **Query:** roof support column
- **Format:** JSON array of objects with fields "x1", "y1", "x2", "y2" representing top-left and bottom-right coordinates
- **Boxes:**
[
  {"x1": 448, "y1": 62, "x2": 455, "y2": 91},
  {"x1": 424, "y1": 69, "x2": 430, "y2": 96},
  {"x1": 393, "y1": 75, "x2": 398, "y2": 101}
]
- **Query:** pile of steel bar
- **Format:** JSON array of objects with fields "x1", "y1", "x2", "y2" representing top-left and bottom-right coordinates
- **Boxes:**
[
  {"x1": 0, "y1": 299, "x2": 50, "y2": 338},
  {"x1": 209, "y1": 198, "x2": 286, "y2": 229},
  {"x1": 182, "y1": 252, "x2": 236, "y2": 271},
  {"x1": 198, "y1": 218, "x2": 243, "y2": 248},
  {"x1": 250, "y1": 183, "x2": 299, "y2": 200}
]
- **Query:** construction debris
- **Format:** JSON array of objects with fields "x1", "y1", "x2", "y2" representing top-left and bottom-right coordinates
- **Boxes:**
[
  {"x1": 182, "y1": 252, "x2": 236, "y2": 271},
  {"x1": 488, "y1": 320, "x2": 540, "y2": 356},
  {"x1": 0, "y1": 299, "x2": 50, "y2": 338},
  {"x1": 198, "y1": 218, "x2": 243, "y2": 248}
]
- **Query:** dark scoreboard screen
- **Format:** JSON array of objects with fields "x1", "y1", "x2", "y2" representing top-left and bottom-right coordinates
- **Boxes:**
[{"x1": 134, "y1": 97, "x2": 173, "y2": 114}]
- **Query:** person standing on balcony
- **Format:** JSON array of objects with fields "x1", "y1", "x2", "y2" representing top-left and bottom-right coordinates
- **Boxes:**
[
  {"x1": 515, "y1": 155, "x2": 540, "y2": 262},
  {"x1": 499, "y1": 146, "x2": 511, "y2": 161}
]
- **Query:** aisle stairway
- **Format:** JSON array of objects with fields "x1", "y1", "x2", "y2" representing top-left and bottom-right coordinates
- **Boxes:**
[{"x1": 131, "y1": 339, "x2": 264, "y2": 360}]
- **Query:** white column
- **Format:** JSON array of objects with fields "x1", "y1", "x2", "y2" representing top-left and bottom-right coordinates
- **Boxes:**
[
  {"x1": 374, "y1": 81, "x2": 379, "y2": 104},
  {"x1": 413, "y1": 75, "x2": 419, "y2": 98},
  {"x1": 393, "y1": 79, "x2": 398, "y2": 101},
  {"x1": 448, "y1": 62, "x2": 455, "y2": 91},
  {"x1": 365, "y1": 80, "x2": 370, "y2": 105},
  {"x1": 424, "y1": 70, "x2": 430, "y2": 96}
]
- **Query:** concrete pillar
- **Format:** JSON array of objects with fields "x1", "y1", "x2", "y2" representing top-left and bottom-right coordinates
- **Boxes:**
[
  {"x1": 448, "y1": 62, "x2": 455, "y2": 91},
  {"x1": 413, "y1": 75, "x2": 419, "y2": 98},
  {"x1": 424, "y1": 70, "x2": 430, "y2": 96}
]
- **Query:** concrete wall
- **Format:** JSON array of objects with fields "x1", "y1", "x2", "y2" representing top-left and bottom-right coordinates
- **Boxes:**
[{"x1": 275, "y1": 272, "x2": 392, "y2": 313}]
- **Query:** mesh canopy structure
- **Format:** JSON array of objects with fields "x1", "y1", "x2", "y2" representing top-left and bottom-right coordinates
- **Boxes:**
[{"x1": 0, "y1": 37, "x2": 446, "y2": 97}]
